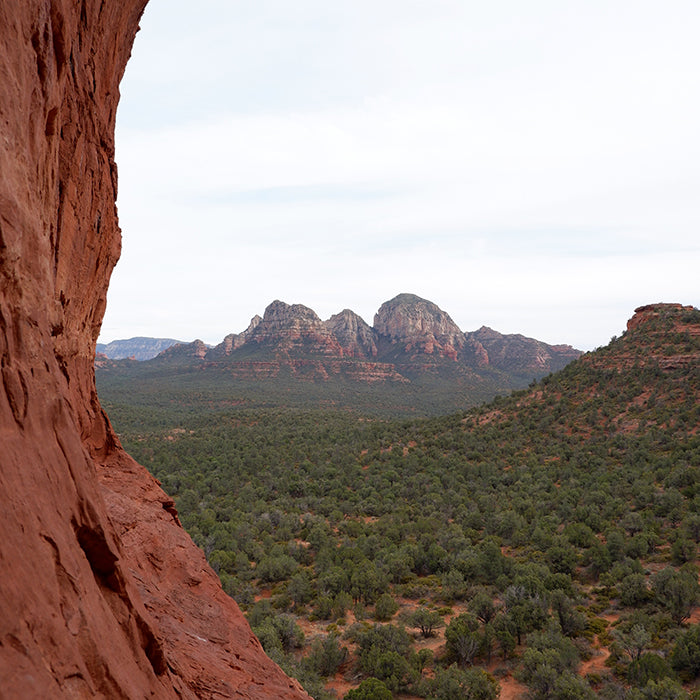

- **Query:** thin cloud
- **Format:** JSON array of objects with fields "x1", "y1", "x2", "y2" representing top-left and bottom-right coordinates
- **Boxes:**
[{"x1": 104, "y1": 1, "x2": 700, "y2": 351}]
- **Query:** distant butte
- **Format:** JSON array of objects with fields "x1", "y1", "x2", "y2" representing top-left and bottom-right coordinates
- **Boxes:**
[
  {"x1": 0, "y1": 2, "x2": 306, "y2": 697},
  {"x1": 147, "y1": 294, "x2": 583, "y2": 389}
]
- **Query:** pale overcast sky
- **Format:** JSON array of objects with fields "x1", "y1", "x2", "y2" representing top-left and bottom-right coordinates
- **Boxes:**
[{"x1": 102, "y1": 0, "x2": 699, "y2": 350}]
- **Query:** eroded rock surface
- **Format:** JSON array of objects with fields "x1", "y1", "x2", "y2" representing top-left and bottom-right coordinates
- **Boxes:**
[
  {"x1": 250, "y1": 300, "x2": 344, "y2": 357},
  {"x1": 132, "y1": 294, "x2": 581, "y2": 389},
  {"x1": 0, "y1": 2, "x2": 306, "y2": 697},
  {"x1": 374, "y1": 293, "x2": 466, "y2": 360}
]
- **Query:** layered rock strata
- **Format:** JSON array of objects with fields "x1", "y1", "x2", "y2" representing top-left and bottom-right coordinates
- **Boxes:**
[
  {"x1": 0, "y1": 2, "x2": 305, "y2": 697},
  {"x1": 374, "y1": 293, "x2": 466, "y2": 360},
  {"x1": 139, "y1": 295, "x2": 581, "y2": 389},
  {"x1": 198, "y1": 294, "x2": 581, "y2": 378}
]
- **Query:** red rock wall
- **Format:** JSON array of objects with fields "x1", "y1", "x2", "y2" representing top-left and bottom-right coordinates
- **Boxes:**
[{"x1": 0, "y1": 2, "x2": 306, "y2": 697}]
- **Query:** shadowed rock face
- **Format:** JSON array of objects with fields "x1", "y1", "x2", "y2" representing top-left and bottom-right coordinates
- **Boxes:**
[
  {"x1": 0, "y1": 2, "x2": 306, "y2": 697},
  {"x1": 326, "y1": 309, "x2": 379, "y2": 358},
  {"x1": 250, "y1": 300, "x2": 344, "y2": 356}
]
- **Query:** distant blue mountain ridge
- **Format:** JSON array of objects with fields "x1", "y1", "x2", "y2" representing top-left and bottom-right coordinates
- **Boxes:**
[{"x1": 96, "y1": 337, "x2": 185, "y2": 361}]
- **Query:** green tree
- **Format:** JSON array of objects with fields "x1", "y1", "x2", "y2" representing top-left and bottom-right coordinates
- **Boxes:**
[
  {"x1": 671, "y1": 536, "x2": 696, "y2": 566},
  {"x1": 518, "y1": 644, "x2": 591, "y2": 700},
  {"x1": 469, "y1": 589, "x2": 498, "y2": 624},
  {"x1": 550, "y1": 590, "x2": 586, "y2": 637},
  {"x1": 332, "y1": 591, "x2": 353, "y2": 619},
  {"x1": 318, "y1": 565, "x2": 349, "y2": 597},
  {"x1": 619, "y1": 573, "x2": 650, "y2": 607},
  {"x1": 628, "y1": 653, "x2": 672, "y2": 687},
  {"x1": 445, "y1": 613, "x2": 481, "y2": 666},
  {"x1": 670, "y1": 624, "x2": 700, "y2": 681},
  {"x1": 306, "y1": 632, "x2": 347, "y2": 677},
  {"x1": 405, "y1": 607, "x2": 444, "y2": 638},
  {"x1": 652, "y1": 565, "x2": 700, "y2": 624},
  {"x1": 256, "y1": 551, "x2": 299, "y2": 583},
  {"x1": 518, "y1": 626, "x2": 581, "y2": 684},
  {"x1": 371, "y1": 651, "x2": 418, "y2": 694},
  {"x1": 682, "y1": 513, "x2": 700, "y2": 542},
  {"x1": 621, "y1": 512, "x2": 645, "y2": 537},
  {"x1": 253, "y1": 619, "x2": 283, "y2": 656},
  {"x1": 636, "y1": 677, "x2": 689, "y2": 700},
  {"x1": 549, "y1": 673, "x2": 596, "y2": 700},
  {"x1": 426, "y1": 665, "x2": 499, "y2": 700},
  {"x1": 504, "y1": 585, "x2": 548, "y2": 644},
  {"x1": 350, "y1": 561, "x2": 387, "y2": 604},
  {"x1": 442, "y1": 568, "x2": 468, "y2": 601},
  {"x1": 546, "y1": 541, "x2": 579, "y2": 575},
  {"x1": 493, "y1": 614, "x2": 517, "y2": 660},
  {"x1": 344, "y1": 678, "x2": 392, "y2": 700},
  {"x1": 374, "y1": 593, "x2": 399, "y2": 622},
  {"x1": 287, "y1": 570, "x2": 313, "y2": 607},
  {"x1": 270, "y1": 613, "x2": 305, "y2": 652},
  {"x1": 588, "y1": 542, "x2": 613, "y2": 578},
  {"x1": 614, "y1": 623, "x2": 651, "y2": 662},
  {"x1": 477, "y1": 538, "x2": 511, "y2": 582},
  {"x1": 314, "y1": 596, "x2": 333, "y2": 620},
  {"x1": 355, "y1": 624, "x2": 414, "y2": 687}
]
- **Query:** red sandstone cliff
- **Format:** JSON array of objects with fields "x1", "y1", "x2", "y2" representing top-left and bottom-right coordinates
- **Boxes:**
[
  {"x1": 0, "y1": 2, "x2": 306, "y2": 697},
  {"x1": 374, "y1": 293, "x2": 466, "y2": 360},
  {"x1": 626, "y1": 302, "x2": 697, "y2": 332},
  {"x1": 249, "y1": 300, "x2": 344, "y2": 357}
]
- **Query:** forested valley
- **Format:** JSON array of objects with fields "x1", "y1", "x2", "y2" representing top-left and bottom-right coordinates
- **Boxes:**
[{"x1": 97, "y1": 305, "x2": 700, "y2": 699}]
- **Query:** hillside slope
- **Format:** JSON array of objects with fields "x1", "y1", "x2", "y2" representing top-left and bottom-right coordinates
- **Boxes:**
[{"x1": 105, "y1": 302, "x2": 700, "y2": 698}]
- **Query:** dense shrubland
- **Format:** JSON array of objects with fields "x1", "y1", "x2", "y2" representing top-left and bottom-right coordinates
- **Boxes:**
[{"x1": 99, "y1": 307, "x2": 700, "y2": 698}]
